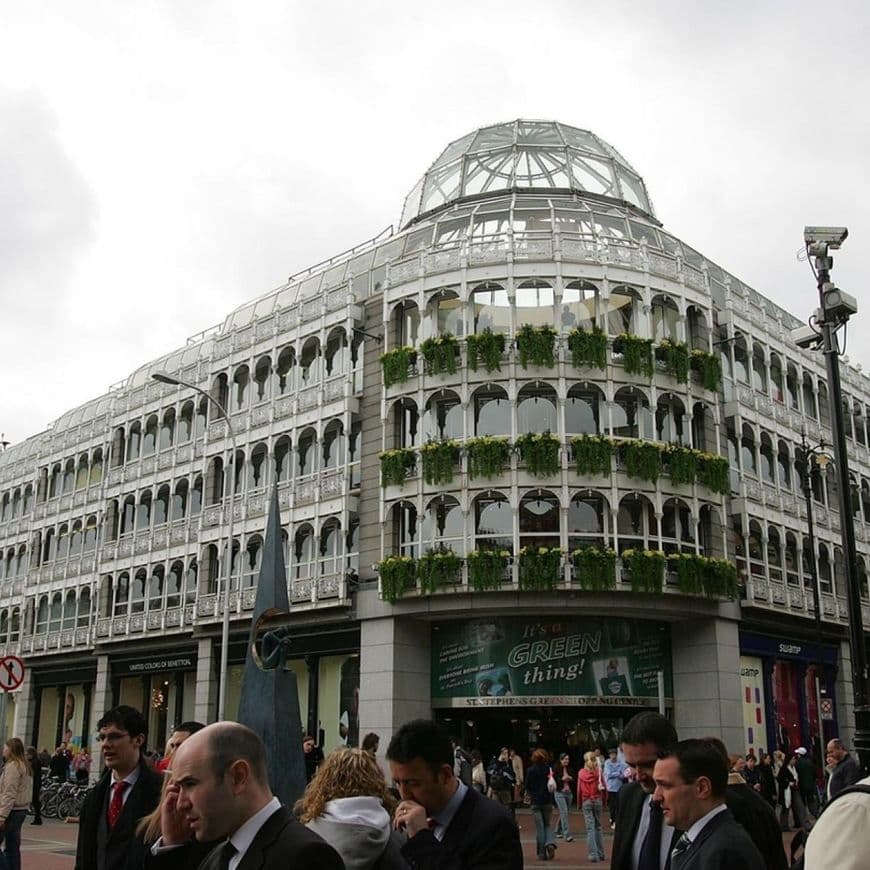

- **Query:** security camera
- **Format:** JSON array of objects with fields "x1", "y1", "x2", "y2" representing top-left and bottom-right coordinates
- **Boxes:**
[
  {"x1": 791, "y1": 324, "x2": 821, "y2": 349},
  {"x1": 821, "y1": 285, "x2": 858, "y2": 321},
  {"x1": 804, "y1": 226, "x2": 848, "y2": 250}
]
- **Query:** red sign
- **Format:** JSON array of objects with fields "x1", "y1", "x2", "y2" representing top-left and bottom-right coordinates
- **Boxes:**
[{"x1": 0, "y1": 656, "x2": 25, "y2": 691}]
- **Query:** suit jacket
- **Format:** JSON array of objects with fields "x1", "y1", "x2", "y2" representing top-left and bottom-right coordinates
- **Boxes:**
[
  {"x1": 829, "y1": 753, "x2": 863, "y2": 799},
  {"x1": 400, "y1": 785, "x2": 522, "y2": 870},
  {"x1": 75, "y1": 757, "x2": 163, "y2": 870},
  {"x1": 198, "y1": 806, "x2": 345, "y2": 870},
  {"x1": 724, "y1": 784, "x2": 787, "y2": 870},
  {"x1": 671, "y1": 808, "x2": 765, "y2": 870},
  {"x1": 611, "y1": 781, "x2": 679, "y2": 870}
]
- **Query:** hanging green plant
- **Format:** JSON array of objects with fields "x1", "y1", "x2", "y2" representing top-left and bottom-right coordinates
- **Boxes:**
[
  {"x1": 696, "y1": 453, "x2": 730, "y2": 495},
  {"x1": 572, "y1": 547, "x2": 617, "y2": 591},
  {"x1": 519, "y1": 546, "x2": 564, "y2": 591},
  {"x1": 379, "y1": 448, "x2": 416, "y2": 487},
  {"x1": 620, "y1": 440, "x2": 663, "y2": 483},
  {"x1": 378, "y1": 555, "x2": 416, "y2": 602},
  {"x1": 419, "y1": 334, "x2": 459, "y2": 376},
  {"x1": 691, "y1": 350, "x2": 723, "y2": 392},
  {"x1": 572, "y1": 435, "x2": 615, "y2": 476},
  {"x1": 466, "y1": 437, "x2": 512, "y2": 479},
  {"x1": 568, "y1": 328, "x2": 607, "y2": 370},
  {"x1": 668, "y1": 552, "x2": 705, "y2": 594},
  {"x1": 704, "y1": 557, "x2": 738, "y2": 599},
  {"x1": 657, "y1": 339, "x2": 690, "y2": 384},
  {"x1": 466, "y1": 329, "x2": 506, "y2": 372},
  {"x1": 515, "y1": 433, "x2": 561, "y2": 477},
  {"x1": 380, "y1": 346, "x2": 416, "y2": 388},
  {"x1": 420, "y1": 440, "x2": 460, "y2": 485},
  {"x1": 516, "y1": 324, "x2": 557, "y2": 368},
  {"x1": 417, "y1": 550, "x2": 462, "y2": 593},
  {"x1": 622, "y1": 549, "x2": 666, "y2": 594},
  {"x1": 613, "y1": 333, "x2": 654, "y2": 377},
  {"x1": 666, "y1": 446, "x2": 697, "y2": 486},
  {"x1": 467, "y1": 549, "x2": 510, "y2": 591}
]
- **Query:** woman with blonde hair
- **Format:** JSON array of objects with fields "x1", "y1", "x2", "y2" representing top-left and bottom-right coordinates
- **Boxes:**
[
  {"x1": 0, "y1": 738, "x2": 32, "y2": 870},
  {"x1": 296, "y1": 747, "x2": 405, "y2": 870},
  {"x1": 578, "y1": 750, "x2": 605, "y2": 863}
]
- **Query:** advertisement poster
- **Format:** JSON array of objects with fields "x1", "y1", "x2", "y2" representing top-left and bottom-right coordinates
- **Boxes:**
[
  {"x1": 740, "y1": 655, "x2": 766, "y2": 755},
  {"x1": 431, "y1": 617, "x2": 672, "y2": 708}
]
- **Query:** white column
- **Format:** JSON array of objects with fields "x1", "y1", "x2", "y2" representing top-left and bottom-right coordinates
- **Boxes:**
[{"x1": 194, "y1": 637, "x2": 217, "y2": 724}]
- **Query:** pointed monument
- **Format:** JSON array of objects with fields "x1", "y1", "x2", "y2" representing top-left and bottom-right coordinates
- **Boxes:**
[{"x1": 236, "y1": 481, "x2": 307, "y2": 804}]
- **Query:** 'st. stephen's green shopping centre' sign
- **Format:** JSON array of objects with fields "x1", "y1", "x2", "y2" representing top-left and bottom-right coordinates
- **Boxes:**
[{"x1": 431, "y1": 617, "x2": 672, "y2": 708}]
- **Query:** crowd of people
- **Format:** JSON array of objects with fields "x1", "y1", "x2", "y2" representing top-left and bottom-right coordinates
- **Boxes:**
[{"x1": 0, "y1": 704, "x2": 863, "y2": 869}]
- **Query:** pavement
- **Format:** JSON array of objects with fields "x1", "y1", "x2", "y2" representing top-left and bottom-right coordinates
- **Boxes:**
[{"x1": 19, "y1": 810, "x2": 797, "y2": 869}]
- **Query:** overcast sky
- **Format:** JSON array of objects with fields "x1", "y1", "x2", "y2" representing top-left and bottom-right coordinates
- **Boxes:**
[{"x1": 2, "y1": 0, "x2": 869, "y2": 446}]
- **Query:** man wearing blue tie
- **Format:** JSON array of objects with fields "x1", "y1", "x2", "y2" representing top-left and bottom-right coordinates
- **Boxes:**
[{"x1": 652, "y1": 740, "x2": 764, "y2": 870}]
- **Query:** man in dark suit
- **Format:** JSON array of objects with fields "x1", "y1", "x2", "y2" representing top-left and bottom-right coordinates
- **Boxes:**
[
  {"x1": 653, "y1": 739, "x2": 764, "y2": 870},
  {"x1": 75, "y1": 704, "x2": 163, "y2": 870},
  {"x1": 611, "y1": 711, "x2": 679, "y2": 870},
  {"x1": 165, "y1": 721, "x2": 345, "y2": 870},
  {"x1": 387, "y1": 718, "x2": 523, "y2": 869},
  {"x1": 825, "y1": 738, "x2": 862, "y2": 800}
]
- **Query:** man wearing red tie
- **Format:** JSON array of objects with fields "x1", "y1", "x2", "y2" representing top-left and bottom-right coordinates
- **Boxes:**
[{"x1": 75, "y1": 705, "x2": 163, "y2": 870}]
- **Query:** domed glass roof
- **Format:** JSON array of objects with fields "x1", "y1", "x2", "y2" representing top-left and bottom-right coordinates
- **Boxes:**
[{"x1": 400, "y1": 120, "x2": 653, "y2": 228}]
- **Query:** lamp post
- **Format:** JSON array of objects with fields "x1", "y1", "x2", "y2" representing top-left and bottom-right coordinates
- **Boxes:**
[
  {"x1": 797, "y1": 226, "x2": 870, "y2": 771},
  {"x1": 798, "y1": 432, "x2": 830, "y2": 764},
  {"x1": 152, "y1": 371, "x2": 238, "y2": 722}
]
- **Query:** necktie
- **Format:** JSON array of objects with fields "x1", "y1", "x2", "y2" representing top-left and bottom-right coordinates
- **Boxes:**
[
  {"x1": 216, "y1": 840, "x2": 237, "y2": 870},
  {"x1": 637, "y1": 798, "x2": 663, "y2": 870},
  {"x1": 107, "y1": 781, "x2": 128, "y2": 830},
  {"x1": 670, "y1": 832, "x2": 692, "y2": 868}
]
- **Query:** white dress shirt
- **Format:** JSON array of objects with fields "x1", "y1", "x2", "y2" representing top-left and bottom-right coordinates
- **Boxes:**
[{"x1": 225, "y1": 796, "x2": 282, "y2": 870}]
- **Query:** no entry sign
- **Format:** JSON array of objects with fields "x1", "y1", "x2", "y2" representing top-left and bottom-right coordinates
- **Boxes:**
[{"x1": 0, "y1": 656, "x2": 25, "y2": 691}]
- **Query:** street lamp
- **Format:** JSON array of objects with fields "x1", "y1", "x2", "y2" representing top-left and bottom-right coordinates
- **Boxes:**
[
  {"x1": 152, "y1": 371, "x2": 238, "y2": 722},
  {"x1": 798, "y1": 433, "x2": 831, "y2": 764},
  {"x1": 795, "y1": 225, "x2": 870, "y2": 771}
]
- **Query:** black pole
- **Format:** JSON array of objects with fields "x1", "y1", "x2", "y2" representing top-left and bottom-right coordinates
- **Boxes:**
[{"x1": 815, "y1": 258, "x2": 870, "y2": 772}]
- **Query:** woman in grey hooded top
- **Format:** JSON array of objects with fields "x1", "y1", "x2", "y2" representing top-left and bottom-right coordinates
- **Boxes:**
[{"x1": 296, "y1": 747, "x2": 407, "y2": 870}]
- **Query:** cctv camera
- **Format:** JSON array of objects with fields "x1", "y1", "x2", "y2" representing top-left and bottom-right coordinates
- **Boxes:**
[
  {"x1": 821, "y1": 285, "x2": 858, "y2": 321},
  {"x1": 791, "y1": 324, "x2": 821, "y2": 350},
  {"x1": 804, "y1": 226, "x2": 848, "y2": 250}
]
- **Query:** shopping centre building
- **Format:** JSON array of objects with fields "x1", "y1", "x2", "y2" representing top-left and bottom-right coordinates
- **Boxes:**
[{"x1": 1, "y1": 120, "x2": 868, "y2": 763}]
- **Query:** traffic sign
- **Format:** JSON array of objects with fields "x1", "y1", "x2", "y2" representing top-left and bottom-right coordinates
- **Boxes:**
[
  {"x1": 820, "y1": 697, "x2": 834, "y2": 721},
  {"x1": 0, "y1": 656, "x2": 25, "y2": 691}
]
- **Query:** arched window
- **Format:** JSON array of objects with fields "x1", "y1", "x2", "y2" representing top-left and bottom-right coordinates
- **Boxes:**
[
  {"x1": 733, "y1": 337, "x2": 749, "y2": 385},
  {"x1": 818, "y1": 544, "x2": 832, "y2": 593},
  {"x1": 423, "y1": 391, "x2": 463, "y2": 441},
  {"x1": 136, "y1": 490, "x2": 152, "y2": 530},
  {"x1": 131, "y1": 568, "x2": 147, "y2": 613},
  {"x1": 69, "y1": 521, "x2": 83, "y2": 557},
  {"x1": 99, "y1": 576, "x2": 113, "y2": 618},
  {"x1": 178, "y1": 401, "x2": 194, "y2": 443},
  {"x1": 190, "y1": 476, "x2": 203, "y2": 516},
  {"x1": 35, "y1": 597, "x2": 49, "y2": 634},
  {"x1": 390, "y1": 501, "x2": 418, "y2": 557},
  {"x1": 421, "y1": 496, "x2": 465, "y2": 554},
  {"x1": 759, "y1": 434, "x2": 775, "y2": 485},
  {"x1": 293, "y1": 525, "x2": 316, "y2": 579},
  {"x1": 111, "y1": 427, "x2": 126, "y2": 468},
  {"x1": 83, "y1": 516, "x2": 98, "y2": 552},
  {"x1": 248, "y1": 443, "x2": 268, "y2": 489},
  {"x1": 43, "y1": 527, "x2": 56, "y2": 563},
  {"x1": 391, "y1": 399, "x2": 419, "y2": 449},
  {"x1": 142, "y1": 415, "x2": 158, "y2": 457},
  {"x1": 75, "y1": 454, "x2": 89, "y2": 490},
  {"x1": 254, "y1": 356, "x2": 272, "y2": 403},
  {"x1": 167, "y1": 561, "x2": 183, "y2": 608},
  {"x1": 568, "y1": 492, "x2": 608, "y2": 550},
  {"x1": 48, "y1": 593, "x2": 62, "y2": 632},
  {"x1": 617, "y1": 494, "x2": 658, "y2": 552},
  {"x1": 777, "y1": 442, "x2": 792, "y2": 490},
  {"x1": 428, "y1": 289, "x2": 463, "y2": 336},
  {"x1": 148, "y1": 565, "x2": 164, "y2": 611},
  {"x1": 767, "y1": 528, "x2": 783, "y2": 583},
  {"x1": 160, "y1": 408, "x2": 175, "y2": 450},
  {"x1": 274, "y1": 436, "x2": 292, "y2": 482},
  {"x1": 202, "y1": 544, "x2": 220, "y2": 594},
  {"x1": 770, "y1": 354, "x2": 784, "y2": 404},
  {"x1": 171, "y1": 479, "x2": 188, "y2": 521},
  {"x1": 61, "y1": 591, "x2": 77, "y2": 631},
  {"x1": 49, "y1": 463, "x2": 62, "y2": 498},
  {"x1": 818, "y1": 382, "x2": 830, "y2": 421},
  {"x1": 474, "y1": 491, "x2": 512, "y2": 553},
  {"x1": 22, "y1": 485, "x2": 33, "y2": 515},
  {"x1": 392, "y1": 300, "x2": 420, "y2": 346},
  {"x1": 519, "y1": 490, "x2": 560, "y2": 550},
  {"x1": 185, "y1": 559, "x2": 198, "y2": 604},
  {"x1": 661, "y1": 498, "x2": 693, "y2": 553},
  {"x1": 127, "y1": 423, "x2": 142, "y2": 463},
  {"x1": 206, "y1": 457, "x2": 224, "y2": 505},
  {"x1": 90, "y1": 449, "x2": 103, "y2": 485},
  {"x1": 62, "y1": 459, "x2": 75, "y2": 494},
  {"x1": 854, "y1": 402, "x2": 866, "y2": 447},
  {"x1": 748, "y1": 521, "x2": 764, "y2": 581},
  {"x1": 319, "y1": 521, "x2": 342, "y2": 576},
  {"x1": 56, "y1": 524, "x2": 70, "y2": 560},
  {"x1": 802, "y1": 373, "x2": 817, "y2": 419},
  {"x1": 517, "y1": 383, "x2": 558, "y2": 435},
  {"x1": 211, "y1": 373, "x2": 229, "y2": 410},
  {"x1": 473, "y1": 385, "x2": 510, "y2": 436},
  {"x1": 565, "y1": 384, "x2": 602, "y2": 436},
  {"x1": 741, "y1": 425, "x2": 757, "y2": 477},
  {"x1": 612, "y1": 387, "x2": 653, "y2": 440},
  {"x1": 322, "y1": 422, "x2": 344, "y2": 470},
  {"x1": 154, "y1": 485, "x2": 170, "y2": 526},
  {"x1": 471, "y1": 283, "x2": 510, "y2": 334},
  {"x1": 606, "y1": 286, "x2": 639, "y2": 335},
  {"x1": 785, "y1": 533, "x2": 799, "y2": 586},
  {"x1": 297, "y1": 429, "x2": 317, "y2": 477},
  {"x1": 300, "y1": 339, "x2": 321, "y2": 386},
  {"x1": 786, "y1": 364, "x2": 800, "y2": 411},
  {"x1": 752, "y1": 346, "x2": 767, "y2": 394},
  {"x1": 686, "y1": 307, "x2": 709, "y2": 351},
  {"x1": 655, "y1": 394, "x2": 685, "y2": 444},
  {"x1": 515, "y1": 280, "x2": 554, "y2": 329},
  {"x1": 276, "y1": 346, "x2": 296, "y2": 395},
  {"x1": 325, "y1": 329, "x2": 348, "y2": 377},
  {"x1": 651, "y1": 295, "x2": 679, "y2": 342},
  {"x1": 243, "y1": 535, "x2": 263, "y2": 588},
  {"x1": 562, "y1": 281, "x2": 598, "y2": 333},
  {"x1": 195, "y1": 397, "x2": 208, "y2": 437},
  {"x1": 233, "y1": 364, "x2": 250, "y2": 412}
]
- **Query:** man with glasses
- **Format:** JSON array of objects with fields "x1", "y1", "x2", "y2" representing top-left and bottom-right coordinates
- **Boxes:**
[{"x1": 75, "y1": 705, "x2": 163, "y2": 870}]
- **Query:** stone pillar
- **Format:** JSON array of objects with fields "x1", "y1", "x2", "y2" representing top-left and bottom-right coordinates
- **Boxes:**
[
  {"x1": 194, "y1": 637, "x2": 217, "y2": 724},
  {"x1": 835, "y1": 638, "x2": 856, "y2": 751},
  {"x1": 11, "y1": 671, "x2": 36, "y2": 747},
  {"x1": 671, "y1": 615, "x2": 743, "y2": 749},
  {"x1": 358, "y1": 614, "x2": 431, "y2": 765},
  {"x1": 90, "y1": 654, "x2": 112, "y2": 778}
]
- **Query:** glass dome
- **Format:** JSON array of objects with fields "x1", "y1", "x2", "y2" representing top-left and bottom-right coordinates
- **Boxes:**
[{"x1": 401, "y1": 120, "x2": 654, "y2": 228}]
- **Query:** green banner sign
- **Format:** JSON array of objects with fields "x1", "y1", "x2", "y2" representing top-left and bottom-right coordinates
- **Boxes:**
[{"x1": 431, "y1": 617, "x2": 672, "y2": 708}]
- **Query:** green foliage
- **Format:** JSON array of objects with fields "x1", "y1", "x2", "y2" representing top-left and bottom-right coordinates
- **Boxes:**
[
  {"x1": 417, "y1": 550, "x2": 462, "y2": 593},
  {"x1": 516, "y1": 324, "x2": 557, "y2": 368},
  {"x1": 419, "y1": 334, "x2": 459, "y2": 376},
  {"x1": 420, "y1": 441, "x2": 459, "y2": 485},
  {"x1": 378, "y1": 555, "x2": 415, "y2": 602},
  {"x1": 622, "y1": 549, "x2": 666, "y2": 594},
  {"x1": 691, "y1": 350, "x2": 723, "y2": 392},
  {"x1": 466, "y1": 437, "x2": 512, "y2": 479},
  {"x1": 572, "y1": 435, "x2": 615, "y2": 476},
  {"x1": 568, "y1": 328, "x2": 607, "y2": 370},
  {"x1": 379, "y1": 448, "x2": 416, "y2": 487},
  {"x1": 703, "y1": 557, "x2": 739, "y2": 599},
  {"x1": 467, "y1": 330, "x2": 506, "y2": 372},
  {"x1": 613, "y1": 333, "x2": 654, "y2": 377},
  {"x1": 657, "y1": 339, "x2": 690, "y2": 384},
  {"x1": 380, "y1": 346, "x2": 416, "y2": 388},
  {"x1": 572, "y1": 547, "x2": 617, "y2": 591},
  {"x1": 519, "y1": 546, "x2": 564, "y2": 591},
  {"x1": 620, "y1": 440, "x2": 663, "y2": 483},
  {"x1": 515, "y1": 433, "x2": 561, "y2": 477},
  {"x1": 467, "y1": 550, "x2": 510, "y2": 591},
  {"x1": 667, "y1": 553, "x2": 738, "y2": 599},
  {"x1": 665, "y1": 446, "x2": 698, "y2": 486},
  {"x1": 696, "y1": 453, "x2": 730, "y2": 495}
]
